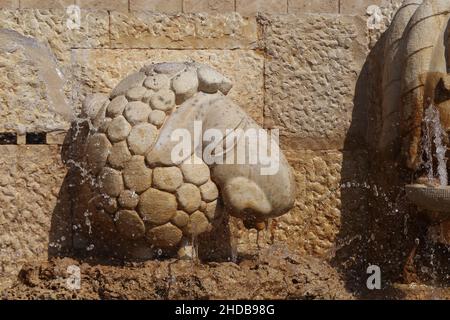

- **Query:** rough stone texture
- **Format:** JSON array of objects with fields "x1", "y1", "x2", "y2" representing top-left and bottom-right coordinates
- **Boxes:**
[
  {"x1": 288, "y1": 0, "x2": 339, "y2": 14},
  {"x1": 262, "y1": 14, "x2": 368, "y2": 150},
  {"x1": 176, "y1": 183, "x2": 201, "y2": 213},
  {"x1": 199, "y1": 180, "x2": 219, "y2": 202},
  {"x1": 180, "y1": 156, "x2": 210, "y2": 186},
  {"x1": 107, "y1": 96, "x2": 128, "y2": 118},
  {"x1": 145, "y1": 222, "x2": 182, "y2": 248},
  {"x1": 138, "y1": 188, "x2": 177, "y2": 225},
  {"x1": 20, "y1": 0, "x2": 73, "y2": 9},
  {"x1": 2, "y1": 249, "x2": 355, "y2": 299},
  {"x1": 108, "y1": 141, "x2": 132, "y2": 170},
  {"x1": 118, "y1": 190, "x2": 139, "y2": 209},
  {"x1": 231, "y1": 150, "x2": 368, "y2": 258},
  {"x1": 115, "y1": 210, "x2": 145, "y2": 240},
  {"x1": 130, "y1": 0, "x2": 182, "y2": 13},
  {"x1": 72, "y1": 48, "x2": 264, "y2": 123},
  {"x1": 152, "y1": 167, "x2": 183, "y2": 192},
  {"x1": 123, "y1": 102, "x2": 151, "y2": 125},
  {"x1": 98, "y1": 167, "x2": 124, "y2": 197},
  {"x1": 0, "y1": 9, "x2": 109, "y2": 122},
  {"x1": 183, "y1": 0, "x2": 235, "y2": 14},
  {"x1": 148, "y1": 110, "x2": 166, "y2": 127},
  {"x1": 127, "y1": 123, "x2": 157, "y2": 155},
  {"x1": 340, "y1": 0, "x2": 391, "y2": 15},
  {"x1": 0, "y1": 0, "x2": 18, "y2": 8},
  {"x1": 236, "y1": 0, "x2": 288, "y2": 16},
  {"x1": 122, "y1": 156, "x2": 152, "y2": 193},
  {"x1": 184, "y1": 210, "x2": 210, "y2": 236},
  {"x1": 171, "y1": 210, "x2": 190, "y2": 228},
  {"x1": 0, "y1": 146, "x2": 69, "y2": 291},
  {"x1": 3, "y1": 6, "x2": 442, "y2": 299},
  {"x1": 107, "y1": 115, "x2": 132, "y2": 142},
  {"x1": 110, "y1": 12, "x2": 258, "y2": 49},
  {"x1": 86, "y1": 133, "x2": 111, "y2": 174},
  {"x1": 75, "y1": 0, "x2": 128, "y2": 12}
]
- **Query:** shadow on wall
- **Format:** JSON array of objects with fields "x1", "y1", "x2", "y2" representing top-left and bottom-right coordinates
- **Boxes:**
[{"x1": 333, "y1": 28, "x2": 450, "y2": 298}]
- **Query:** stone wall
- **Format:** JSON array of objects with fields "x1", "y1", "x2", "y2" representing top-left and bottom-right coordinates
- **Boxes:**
[
  {"x1": 0, "y1": 0, "x2": 396, "y2": 15},
  {"x1": 0, "y1": 1, "x2": 403, "y2": 291}
]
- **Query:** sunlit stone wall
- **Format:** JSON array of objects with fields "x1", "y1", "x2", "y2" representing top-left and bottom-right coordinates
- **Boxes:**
[{"x1": 0, "y1": 1, "x2": 402, "y2": 289}]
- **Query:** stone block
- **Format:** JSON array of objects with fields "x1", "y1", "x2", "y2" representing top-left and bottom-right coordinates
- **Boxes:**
[
  {"x1": 130, "y1": 0, "x2": 182, "y2": 13},
  {"x1": 0, "y1": 0, "x2": 18, "y2": 8},
  {"x1": 340, "y1": 0, "x2": 390, "y2": 15},
  {"x1": 20, "y1": 0, "x2": 74, "y2": 9},
  {"x1": 236, "y1": 0, "x2": 287, "y2": 16},
  {"x1": 232, "y1": 149, "x2": 368, "y2": 258},
  {"x1": 110, "y1": 11, "x2": 258, "y2": 49},
  {"x1": 183, "y1": 0, "x2": 234, "y2": 14},
  {"x1": 75, "y1": 0, "x2": 128, "y2": 11},
  {"x1": 288, "y1": 0, "x2": 339, "y2": 14},
  {"x1": 0, "y1": 145, "x2": 69, "y2": 291},
  {"x1": 262, "y1": 14, "x2": 368, "y2": 150}
]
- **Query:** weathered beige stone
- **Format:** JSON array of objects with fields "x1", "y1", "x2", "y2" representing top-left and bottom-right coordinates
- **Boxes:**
[
  {"x1": 0, "y1": 146, "x2": 69, "y2": 290},
  {"x1": 146, "y1": 222, "x2": 182, "y2": 248},
  {"x1": 46, "y1": 131, "x2": 66, "y2": 145},
  {"x1": 123, "y1": 155, "x2": 153, "y2": 192},
  {"x1": 75, "y1": 0, "x2": 128, "y2": 11},
  {"x1": 107, "y1": 115, "x2": 132, "y2": 142},
  {"x1": 184, "y1": 0, "x2": 234, "y2": 13},
  {"x1": 144, "y1": 74, "x2": 170, "y2": 91},
  {"x1": 115, "y1": 210, "x2": 146, "y2": 240},
  {"x1": 148, "y1": 110, "x2": 166, "y2": 127},
  {"x1": 110, "y1": 12, "x2": 257, "y2": 49},
  {"x1": 110, "y1": 72, "x2": 146, "y2": 99},
  {"x1": 180, "y1": 156, "x2": 210, "y2": 186},
  {"x1": 288, "y1": 0, "x2": 339, "y2": 14},
  {"x1": 20, "y1": 0, "x2": 72, "y2": 9},
  {"x1": 197, "y1": 66, "x2": 232, "y2": 94},
  {"x1": 86, "y1": 133, "x2": 111, "y2": 174},
  {"x1": 171, "y1": 210, "x2": 190, "y2": 228},
  {"x1": 99, "y1": 167, "x2": 124, "y2": 197},
  {"x1": 340, "y1": 0, "x2": 390, "y2": 15},
  {"x1": 130, "y1": 0, "x2": 182, "y2": 13},
  {"x1": 184, "y1": 210, "x2": 210, "y2": 236},
  {"x1": 152, "y1": 167, "x2": 183, "y2": 192},
  {"x1": 263, "y1": 14, "x2": 367, "y2": 150},
  {"x1": 126, "y1": 86, "x2": 147, "y2": 101},
  {"x1": 154, "y1": 62, "x2": 186, "y2": 75},
  {"x1": 0, "y1": 0, "x2": 18, "y2": 8},
  {"x1": 71, "y1": 49, "x2": 264, "y2": 123},
  {"x1": 204, "y1": 200, "x2": 218, "y2": 220},
  {"x1": 108, "y1": 140, "x2": 132, "y2": 170},
  {"x1": 150, "y1": 89, "x2": 176, "y2": 111},
  {"x1": 138, "y1": 188, "x2": 177, "y2": 225},
  {"x1": 127, "y1": 123, "x2": 157, "y2": 155},
  {"x1": 199, "y1": 180, "x2": 219, "y2": 202},
  {"x1": 171, "y1": 68, "x2": 199, "y2": 104},
  {"x1": 176, "y1": 183, "x2": 201, "y2": 213},
  {"x1": 124, "y1": 101, "x2": 152, "y2": 125},
  {"x1": 100, "y1": 196, "x2": 118, "y2": 214},
  {"x1": 236, "y1": 0, "x2": 287, "y2": 16},
  {"x1": 106, "y1": 96, "x2": 128, "y2": 118},
  {"x1": 118, "y1": 190, "x2": 140, "y2": 209}
]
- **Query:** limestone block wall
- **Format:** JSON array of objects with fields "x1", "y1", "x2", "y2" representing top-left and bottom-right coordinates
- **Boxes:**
[{"x1": 0, "y1": 1, "x2": 403, "y2": 290}]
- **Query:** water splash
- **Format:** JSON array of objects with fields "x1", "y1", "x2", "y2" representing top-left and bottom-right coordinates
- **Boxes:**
[
  {"x1": 0, "y1": 29, "x2": 73, "y2": 123},
  {"x1": 422, "y1": 104, "x2": 448, "y2": 186}
]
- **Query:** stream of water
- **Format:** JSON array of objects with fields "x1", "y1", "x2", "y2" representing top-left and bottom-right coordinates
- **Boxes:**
[{"x1": 422, "y1": 104, "x2": 448, "y2": 186}]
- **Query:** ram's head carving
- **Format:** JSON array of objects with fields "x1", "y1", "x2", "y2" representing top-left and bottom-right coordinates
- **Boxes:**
[{"x1": 64, "y1": 62, "x2": 296, "y2": 259}]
